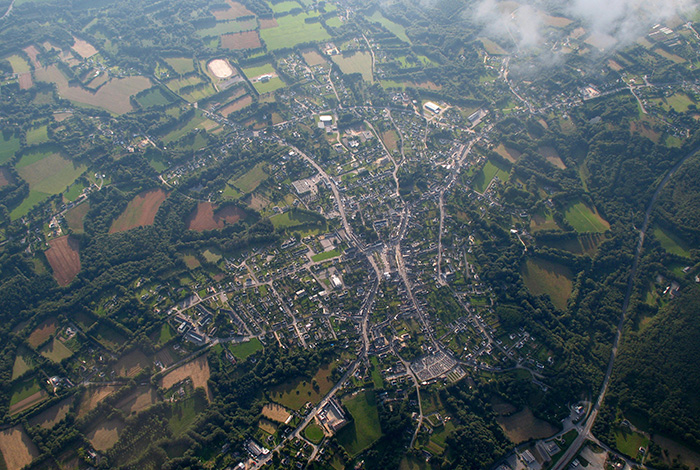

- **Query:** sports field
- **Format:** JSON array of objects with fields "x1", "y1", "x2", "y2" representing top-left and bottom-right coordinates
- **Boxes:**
[
  {"x1": 109, "y1": 189, "x2": 168, "y2": 233},
  {"x1": 260, "y1": 13, "x2": 330, "y2": 50}
]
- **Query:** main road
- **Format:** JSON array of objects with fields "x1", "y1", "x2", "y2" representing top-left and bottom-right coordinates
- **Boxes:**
[{"x1": 553, "y1": 144, "x2": 700, "y2": 470}]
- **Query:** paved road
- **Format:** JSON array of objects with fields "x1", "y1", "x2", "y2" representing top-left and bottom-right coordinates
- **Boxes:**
[
  {"x1": 553, "y1": 144, "x2": 700, "y2": 470},
  {"x1": 1, "y1": 0, "x2": 15, "y2": 19}
]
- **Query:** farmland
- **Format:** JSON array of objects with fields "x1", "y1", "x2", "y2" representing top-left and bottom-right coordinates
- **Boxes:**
[
  {"x1": 262, "y1": 403, "x2": 292, "y2": 423},
  {"x1": 113, "y1": 350, "x2": 150, "y2": 378},
  {"x1": 368, "y1": 11, "x2": 411, "y2": 43},
  {"x1": 219, "y1": 94, "x2": 253, "y2": 115},
  {"x1": 564, "y1": 200, "x2": 610, "y2": 233},
  {"x1": 86, "y1": 417, "x2": 125, "y2": 452},
  {"x1": 259, "y1": 13, "x2": 330, "y2": 50},
  {"x1": 653, "y1": 226, "x2": 691, "y2": 257},
  {"x1": 521, "y1": 258, "x2": 574, "y2": 310},
  {"x1": 332, "y1": 52, "x2": 373, "y2": 82},
  {"x1": 337, "y1": 391, "x2": 382, "y2": 456},
  {"x1": 0, "y1": 131, "x2": 20, "y2": 164},
  {"x1": 27, "y1": 318, "x2": 58, "y2": 347},
  {"x1": 6, "y1": 54, "x2": 31, "y2": 73},
  {"x1": 496, "y1": 407, "x2": 558, "y2": 444},
  {"x1": 109, "y1": 189, "x2": 168, "y2": 233},
  {"x1": 228, "y1": 337, "x2": 263, "y2": 360},
  {"x1": 115, "y1": 386, "x2": 159, "y2": 415},
  {"x1": 473, "y1": 159, "x2": 510, "y2": 193},
  {"x1": 27, "y1": 397, "x2": 74, "y2": 429},
  {"x1": 0, "y1": 426, "x2": 39, "y2": 470},
  {"x1": 64, "y1": 202, "x2": 89, "y2": 233},
  {"x1": 233, "y1": 162, "x2": 268, "y2": 193},
  {"x1": 212, "y1": 0, "x2": 254, "y2": 20},
  {"x1": 135, "y1": 87, "x2": 175, "y2": 108},
  {"x1": 9, "y1": 377, "x2": 46, "y2": 415},
  {"x1": 45, "y1": 235, "x2": 81, "y2": 286},
  {"x1": 11, "y1": 352, "x2": 34, "y2": 379},
  {"x1": 78, "y1": 386, "x2": 119, "y2": 418},
  {"x1": 270, "y1": 362, "x2": 337, "y2": 410},
  {"x1": 221, "y1": 30, "x2": 262, "y2": 50},
  {"x1": 196, "y1": 18, "x2": 258, "y2": 37},
  {"x1": 39, "y1": 337, "x2": 74, "y2": 362},
  {"x1": 164, "y1": 57, "x2": 195, "y2": 74},
  {"x1": 160, "y1": 355, "x2": 212, "y2": 400}
]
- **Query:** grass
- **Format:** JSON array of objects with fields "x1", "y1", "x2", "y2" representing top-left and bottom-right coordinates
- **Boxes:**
[
  {"x1": 10, "y1": 377, "x2": 42, "y2": 407},
  {"x1": 26, "y1": 125, "x2": 49, "y2": 145},
  {"x1": 64, "y1": 202, "x2": 89, "y2": 234},
  {"x1": 653, "y1": 227, "x2": 691, "y2": 257},
  {"x1": 11, "y1": 190, "x2": 50, "y2": 220},
  {"x1": 136, "y1": 87, "x2": 175, "y2": 108},
  {"x1": 157, "y1": 323, "x2": 176, "y2": 344},
  {"x1": 6, "y1": 54, "x2": 31, "y2": 74},
  {"x1": 337, "y1": 390, "x2": 382, "y2": 456},
  {"x1": 162, "y1": 112, "x2": 215, "y2": 143},
  {"x1": 370, "y1": 356, "x2": 383, "y2": 388},
  {"x1": 242, "y1": 63, "x2": 275, "y2": 78},
  {"x1": 0, "y1": 131, "x2": 20, "y2": 164},
  {"x1": 304, "y1": 421, "x2": 325, "y2": 443},
  {"x1": 233, "y1": 162, "x2": 267, "y2": 193},
  {"x1": 270, "y1": 362, "x2": 337, "y2": 410},
  {"x1": 260, "y1": 13, "x2": 330, "y2": 50},
  {"x1": 196, "y1": 18, "x2": 257, "y2": 37},
  {"x1": 39, "y1": 338, "x2": 73, "y2": 363},
  {"x1": 168, "y1": 393, "x2": 208, "y2": 436},
  {"x1": 64, "y1": 181, "x2": 86, "y2": 201},
  {"x1": 270, "y1": 0, "x2": 300, "y2": 13},
  {"x1": 332, "y1": 52, "x2": 373, "y2": 82},
  {"x1": 368, "y1": 11, "x2": 410, "y2": 43},
  {"x1": 615, "y1": 428, "x2": 649, "y2": 459},
  {"x1": 164, "y1": 57, "x2": 195, "y2": 74},
  {"x1": 521, "y1": 258, "x2": 573, "y2": 311},
  {"x1": 270, "y1": 210, "x2": 325, "y2": 230},
  {"x1": 473, "y1": 159, "x2": 510, "y2": 193},
  {"x1": 564, "y1": 201, "x2": 610, "y2": 233},
  {"x1": 228, "y1": 338, "x2": 263, "y2": 360},
  {"x1": 12, "y1": 353, "x2": 34, "y2": 379},
  {"x1": 311, "y1": 249, "x2": 341, "y2": 262}
]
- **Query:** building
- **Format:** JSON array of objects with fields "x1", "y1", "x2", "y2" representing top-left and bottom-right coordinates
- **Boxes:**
[
  {"x1": 424, "y1": 101, "x2": 441, "y2": 114},
  {"x1": 317, "y1": 399, "x2": 348, "y2": 434}
]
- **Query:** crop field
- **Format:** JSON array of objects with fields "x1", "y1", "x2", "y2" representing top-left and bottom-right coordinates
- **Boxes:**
[
  {"x1": 494, "y1": 144, "x2": 521, "y2": 163},
  {"x1": 27, "y1": 397, "x2": 74, "y2": 429},
  {"x1": 521, "y1": 258, "x2": 573, "y2": 310},
  {"x1": 302, "y1": 50, "x2": 327, "y2": 66},
  {"x1": 160, "y1": 355, "x2": 212, "y2": 401},
  {"x1": 544, "y1": 233, "x2": 604, "y2": 256},
  {"x1": 183, "y1": 254, "x2": 200, "y2": 269},
  {"x1": 78, "y1": 385, "x2": 118, "y2": 418},
  {"x1": 72, "y1": 37, "x2": 98, "y2": 58},
  {"x1": 496, "y1": 407, "x2": 558, "y2": 444},
  {"x1": 270, "y1": 0, "x2": 300, "y2": 13},
  {"x1": 259, "y1": 18, "x2": 278, "y2": 29},
  {"x1": 0, "y1": 426, "x2": 39, "y2": 470},
  {"x1": 211, "y1": 0, "x2": 254, "y2": 20},
  {"x1": 653, "y1": 226, "x2": 691, "y2": 257},
  {"x1": 473, "y1": 159, "x2": 510, "y2": 193},
  {"x1": 228, "y1": 337, "x2": 263, "y2": 360},
  {"x1": 196, "y1": 18, "x2": 257, "y2": 37},
  {"x1": 165, "y1": 57, "x2": 195, "y2": 74},
  {"x1": 115, "y1": 386, "x2": 158, "y2": 415},
  {"x1": 6, "y1": 54, "x2": 31, "y2": 73},
  {"x1": 270, "y1": 362, "x2": 336, "y2": 410},
  {"x1": 12, "y1": 352, "x2": 34, "y2": 379},
  {"x1": 233, "y1": 162, "x2": 268, "y2": 193},
  {"x1": 39, "y1": 337, "x2": 73, "y2": 362},
  {"x1": 219, "y1": 94, "x2": 253, "y2": 116},
  {"x1": 9, "y1": 377, "x2": 46, "y2": 416},
  {"x1": 34, "y1": 65, "x2": 151, "y2": 114},
  {"x1": 221, "y1": 30, "x2": 262, "y2": 50},
  {"x1": 337, "y1": 391, "x2": 382, "y2": 456},
  {"x1": 262, "y1": 403, "x2": 292, "y2": 423},
  {"x1": 368, "y1": 11, "x2": 411, "y2": 43},
  {"x1": 45, "y1": 235, "x2": 81, "y2": 286},
  {"x1": 114, "y1": 350, "x2": 150, "y2": 377},
  {"x1": 538, "y1": 146, "x2": 566, "y2": 169},
  {"x1": 86, "y1": 417, "x2": 125, "y2": 451},
  {"x1": 260, "y1": 13, "x2": 330, "y2": 50},
  {"x1": 109, "y1": 189, "x2": 168, "y2": 233},
  {"x1": 332, "y1": 52, "x2": 373, "y2": 82},
  {"x1": 564, "y1": 201, "x2": 610, "y2": 232},
  {"x1": 187, "y1": 202, "x2": 246, "y2": 231},
  {"x1": 28, "y1": 318, "x2": 58, "y2": 347},
  {"x1": 64, "y1": 202, "x2": 89, "y2": 233},
  {"x1": 0, "y1": 131, "x2": 20, "y2": 164},
  {"x1": 136, "y1": 87, "x2": 175, "y2": 108}
]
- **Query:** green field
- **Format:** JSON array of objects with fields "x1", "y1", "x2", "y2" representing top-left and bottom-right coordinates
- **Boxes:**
[
  {"x1": 521, "y1": 258, "x2": 573, "y2": 310},
  {"x1": 164, "y1": 57, "x2": 195, "y2": 74},
  {"x1": 165, "y1": 75, "x2": 216, "y2": 102},
  {"x1": 136, "y1": 87, "x2": 175, "y2": 108},
  {"x1": 332, "y1": 52, "x2": 373, "y2": 82},
  {"x1": 40, "y1": 338, "x2": 74, "y2": 363},
  {"x1": 12, "y1": 353, "x2": 34, "y2": 379},
  {"x1": 254, "y1": 77, "x2": 286, "y2": 94},
  {"x1": 157, "y1": 323, "x2": 176, "y2": 344},
  {"x1": 311, "y1": 249, "x2": 341, "y2": 262},
  {"x1": 26, "y1": 125, "x2": 49, "y2": 145},
  {"x1": 233, "y1": 162, "x2": 268, "y2": 193},
  {"x1": 169, "y1": 393, "x2": 208, "y2": 436},
  {"x1": 270, "y1": 362, "x2": 337, "y2": 410},
  {"x1": 162, "y1": 112, "x2": 217, "y2": 143},
  {"x1": 240, "y1": 61, "x2": 286, "y2": 93},
  {"x1": 665, "y1": 93, "x2": 695, "y2": 113},
  {"x1": 196, "y1": 18, "x2": 257, "y2": 37},
  {"x1": 242, "y1": 63, "x2": 275, "y2": 79},
  {"x1": 270, "y1": 209, "x2": 325, "y2": 230},
  {"x1": 260, "y1": 13, "x2": 330, "y2": 50},
  {"x1": 6, "y1": 54, "x2": 31, "y2": 74},
  {"x1": 10, "y1": 377, "x2": 42, "y2": 406},
  {"x1": 337, "y1": 391, "x2": 382, "y2": 456},
  {"x1": 653, "y1": 227, "x2": 691, "y2": 258},
  {"x1": 64, "y1": 181, "x2": 86, "y2": 201},
  {"x1": 564, "y1": 201, "x2": 610, "y2": 233},
  {"x1": 615, "y1": 428, "x2": 649, "y2": 459},
  {"x1": 368, "y1": 11, "x2": 410, "y2": 43},
  {"x1": 473, "y1": 159, "x2": 510, "y2": 193},
  {"x1": 304, "y1": 421, "x2": 325, "y2": 444},
  {"x1": 0, "y1": 131, "x2": 21, "y2": 164},
  {"x1": 270, "y1": 0, "x2": 301, "y2": 13},
  {"x1": 228, "y1": 338, "x2": 263, "y2": 360}
]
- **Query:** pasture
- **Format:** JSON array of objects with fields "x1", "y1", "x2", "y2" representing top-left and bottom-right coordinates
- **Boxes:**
[
  {"x1": 270, "y1": 209, "x2": 325, "y2": 230},
  {"x1": 169, "y1": 393, "x2": 208, "y2": 436},
  {"x1": 136, "y1": 87, "x2": 175, "y2": 108},
  {"x1": 160, "y1": 355, "x2": 212, "y2": 401},
  {"x1": 270, "y1": 0, "x2": 301, "y2": 14},
  {"x1": 564, "y1": 201, "x2": 609, "y2": 232},
  {"x1": 9, "y1": 377, "x2": 46, "y2": 416},
  {"x1": 219, "y1": 94, "x2": 253, "y2": 115},
  {"x1": 0, "y1": 426, "x2": 39, "y2": 470},
  {"x1": 6, "y1": 54, "x2": 31, "y2": 73},
  {"x1": 228, "y1": 337, "x2": 263, "y2": 360},
  {"x1": 34, "y1": 65, "x2": 151, "y2": 114},
  {"x1": 27, "y1": 397, "x2": 74, "y2": 429},
  {"x1": 332, "y1": 52, "x2": 373, "y2": 82},
  {"x1": 109, "y1": 189, "x2": 167, "y2": 233},
  {"x1": 494, "y1": 144, "x2": 521, "y2": 163},
  {"x1": 521, "y1": 258, "x2": 573, "y2": 310},
  {"x1": 473, "y1": 159, "x2": 510, "y2": 193},
  {"x1": 45, "y1": 235, "x2": 81, "y2": 286},
  {"x1": 270, "y1": 362, "x2": 336, "y2": 410},
  {"x1": 260, "y1": 13, "x2": 330, "y2": 50},
  {"x1": 337, "y1": 391, "x2": 382, "y2": 456},
  {"x1": 115, "y1": 386, "x2": 159, "y2": 415},
  {"x1": 64, "y1": 202, "x2": 89, "y2": 233},
  {"x1": 302, "y1": 50, "x2": 327, "y2": 66},
  {"x1": 544, "y1": 233, "x2": 604, "y2": 256},
  {"x1": 615, "y1": 427, "x2": 649, "y2": 459},
  {"x1": 165, "y1": 74, "x2": 216, "y2": 102},
  {"x1": 234, "y1": 162, "x2": 268, "y2": 193},
  {"x1": 222, "y1": 31, "x2": 262, "y2": 50},
  {"x1": 368, "y1": 11, "x2": 411, "y2": 43},
  {"x1": 72, "y1": 37, "x2": 98, "y2": 58},
  {"x1": 93, "y1": 323, "x2": 127, "y2": 351},
  {"x1": 39, "y1": 337, "x2": 73, "y2": 362},
  {"x1": 26, "y1": 125, "x2": 48, "y2": 145},
  {"x1": 529, "y1": 209, "x2": 559, "y2": 232},
  {"x1": 496, "y1": 407, "x2": 558, "y2": 444},
  {"x1": 211, "y1": 0, "x2": 254, "y2": 20},
  {"x1": 161, "y1": 112, "x2": 218, "y2": 142}
]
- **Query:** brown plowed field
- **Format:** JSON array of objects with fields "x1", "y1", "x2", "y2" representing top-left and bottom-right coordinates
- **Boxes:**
[
  {"x1": 28, "y1": 318, "x2": 58, "y2": 348},
  {"x1": 0, "y1": 168, "x2": 13, "y2": 187},
  {"x1": 8, "y1": 391, "x2": 47, "y2": 416},
  {"x1": 18, "y1": 73, "x2": 33, "y2": 90},
  {"x1": 0, "y1": 426, "x2": 39, "y2": 470},
  {"x1": 45, "y1": 236, "x2": 80, "y2": 286},
  {"x1": 160, "y1": 355, "x2": 212, "y2": 401},
  {"x1": 187, "y1": 202, "x2": 245, "y2": 231},
  {"x1": 259, "y1": 18, "x2": 278, "y2": 29},
  {"x1": 211, "y1": 0, "x2": 254, "y2": 20},
  {"x1": 222, "y1": 31, "x2": 262, "y2": 50},
  {"x1": 28, "y1": 397, "x2": 74, "y2": 429},
  {"x1": 78, "y1": 385, "x2": 119, "y2": 418},
  {"x1": 109, "y1": 188, "x2": 167, "y2": 233}
]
